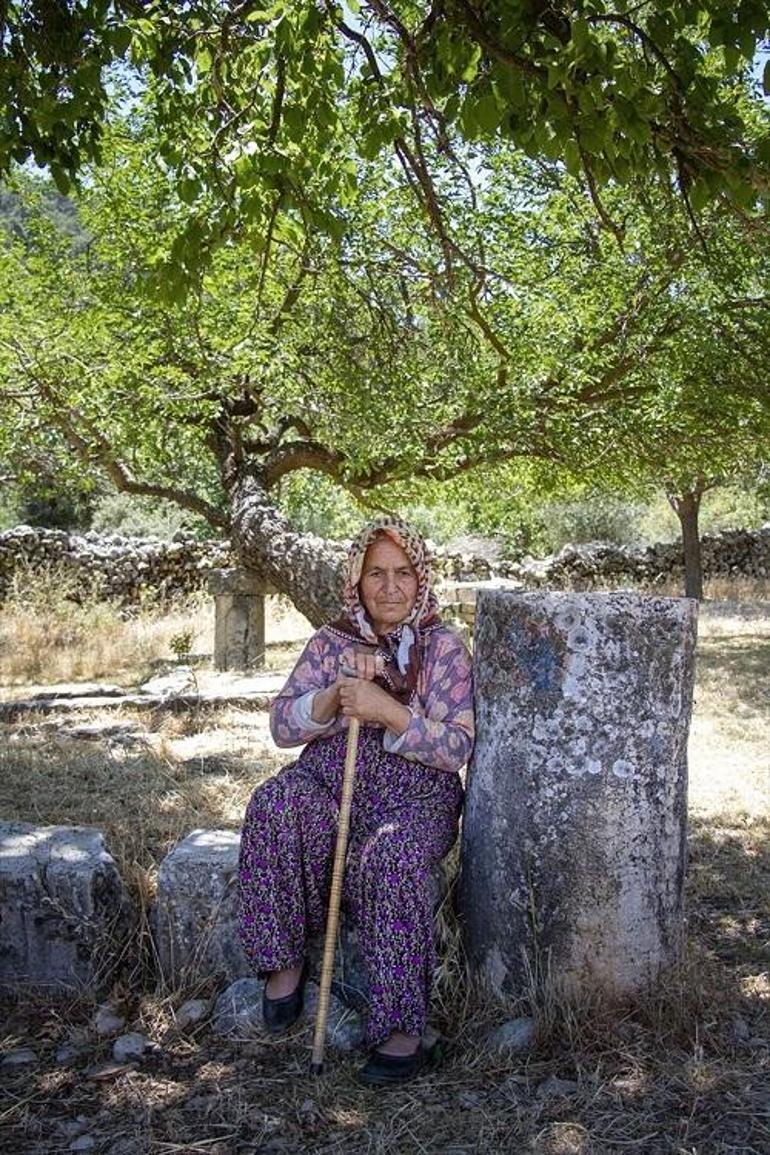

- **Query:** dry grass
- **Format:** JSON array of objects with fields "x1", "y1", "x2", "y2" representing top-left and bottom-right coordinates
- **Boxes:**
[
  {"x1": 0, "y1": 587, "x2": 768, "y2": 1153},
  {"x1": 0, "y1": 564, "x2": 311, "y2": 689}
]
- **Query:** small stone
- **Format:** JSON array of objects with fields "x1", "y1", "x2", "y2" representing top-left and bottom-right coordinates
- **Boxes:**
[
  {"x1": 175, "y1": 998, "x2": 210, "y2": 1031},
  {"x1": 69, "y1": 1137, "x2": 97, "y2": 1152},
  {"x1": 56, "y1": 1041, "x2": 88, "y2": 1066},
  {"x1": 212, "y1": 978, "x2": 264, "y2": 1037},
  {"x1": 486, "y1": 1016, "x2": 536, "y2": 1056},
  {"x1": 537, "y1": 1076, "x2": 580, "y2": 1099},
  {"x1": 732, "y1": 1017, "x2": 750, "y2": 1042},
  {"x1": 140, "y1": 668, "x2": 195, "y2": 696},
  {"x1": 59, "y1": 1119, "x2": 89, "y2": 1140},
  {"x1": 303, "y1": 983, "x2": 365, "y2": 1051},
  {"x1": 1, "y1": 1046, "x2": 38, "y2": 1068},
  {"x1": 458, "y1": 1090, "x2": 485, "y2": 1110},
  {"x1": 112, "y1": 1033, "x2": 149, "y2": 1063},
  {"x1": 94, "y1": 1005, "x2": 126, "y2": 1037}
]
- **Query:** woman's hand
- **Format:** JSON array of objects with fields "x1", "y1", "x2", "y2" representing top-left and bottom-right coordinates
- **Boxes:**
[
  {"x1": 341, "y1": 647, "x2": 383, "y2": 681},
  {"x1": 337, "y1": 675, "x2": 393, "y2": 723},
  {"x1": 338, "y1": 672, "x2": 411, "y2": 735},
  {"x1": 314, "y1": 647, "x2": 411, "y2": 735}
]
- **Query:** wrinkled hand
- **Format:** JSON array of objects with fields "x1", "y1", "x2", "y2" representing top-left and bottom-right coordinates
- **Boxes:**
[
  {"x1": 337, "y1": 674, "x2": 393, "y2": 724},
  {"x1": 340, "y1": 647, "x2": 384, "y2": 682}
]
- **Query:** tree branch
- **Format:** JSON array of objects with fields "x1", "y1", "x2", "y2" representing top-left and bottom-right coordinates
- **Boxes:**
[{"x1": 5, "y1": 339, "x2": 229, "y2": 529}]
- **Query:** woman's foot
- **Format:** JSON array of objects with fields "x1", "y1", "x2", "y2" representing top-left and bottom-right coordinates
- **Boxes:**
[
  {"x1": 265, "y1": 965, "x2": 304, "y2": 999},
  {"x1": 374, "y1": 1031, "x2": 421, "y2": 1057},
  {"x1": 358, "y1": 1033, "x2": 440, "y2": 1086},
  {"x1": 262, "y1": 963, "x2": 307, "y2": 1034}
]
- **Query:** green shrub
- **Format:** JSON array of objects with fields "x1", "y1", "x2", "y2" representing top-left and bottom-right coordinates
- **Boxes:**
[{"x1": 90, "y1": 492, "x2": 212, "y2": 539}]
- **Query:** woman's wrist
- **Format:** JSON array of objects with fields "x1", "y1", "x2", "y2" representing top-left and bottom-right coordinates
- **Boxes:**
[
  {"x1": 378, "y1": 697, "x2": 411, "y2": 736},
  {"x1": 311, "y1": 684, "x2": 339, "y2": 724}
]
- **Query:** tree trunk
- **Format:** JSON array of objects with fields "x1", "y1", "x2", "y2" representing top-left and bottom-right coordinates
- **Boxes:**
[
  {"x1": 229, "y1": 471, "x2": 346, "y2": 626},
  {"x1": 668, "y1": 488, "x2": 704, "y2": 600}
]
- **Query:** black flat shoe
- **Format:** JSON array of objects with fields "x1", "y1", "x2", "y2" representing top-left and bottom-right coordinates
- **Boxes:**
[
  {"x1": 262, "y1": 963, "x2": 308, "y2": 1035},
  {"x1": 357, "y1": 1040, "x2": 441, "y2": 1087}
]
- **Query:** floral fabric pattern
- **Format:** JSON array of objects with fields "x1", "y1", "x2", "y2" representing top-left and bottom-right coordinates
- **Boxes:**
[
  {"x1": 238, "y1": 612, "x2": 473, "y2": 1046},
  {"x1": 239, "y1": 726, "x2": 463, "y2": 1046},
  {"x1": 270, "y1": 624, "x2": 474, "y2": 774}
]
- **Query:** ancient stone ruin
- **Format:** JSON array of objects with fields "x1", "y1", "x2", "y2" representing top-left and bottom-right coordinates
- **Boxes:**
[
  {"x1": 461, "y1": 591, "x2": 697, "y2": 999},
  {"x1": 1, "y1": 591, "x2": 699, "y2": 1016}
]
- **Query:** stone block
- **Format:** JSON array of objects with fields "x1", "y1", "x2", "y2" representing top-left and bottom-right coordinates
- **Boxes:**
[
  {"x1": 154, "y1": 828, "x2": 448, "y2": 1005},
  {"x1": 153, "y1": 829, "x2": 249, "y2": 987},
  {"x1": 0, "y1": 822, "x2": 129, "y2": 996},
  {"x1": 208, "y1": 569, "x2": 273, "y2": 671}
]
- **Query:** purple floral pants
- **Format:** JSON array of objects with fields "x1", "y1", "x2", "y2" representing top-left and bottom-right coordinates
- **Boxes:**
[{"x1": 238, "y1": 726, "x2": 463, "y2": 1046}]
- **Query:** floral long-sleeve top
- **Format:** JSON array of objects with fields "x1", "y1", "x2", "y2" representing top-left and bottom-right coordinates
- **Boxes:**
[{"x1": 269, "y1": 624, "x2": 475, "y2": 774}]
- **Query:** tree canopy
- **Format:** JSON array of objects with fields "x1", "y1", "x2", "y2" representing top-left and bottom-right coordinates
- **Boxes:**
[
  {"x1": 2, "y1": 6, "x2": 770, "y2": 611},
  {"x1": 2, "y1": 1, "x2": 769, "y2": 292}
]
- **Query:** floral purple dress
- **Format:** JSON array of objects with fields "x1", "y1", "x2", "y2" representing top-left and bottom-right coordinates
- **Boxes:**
[{"x1": 238, "y1": 623, "x2": 474, "y2": 1047}]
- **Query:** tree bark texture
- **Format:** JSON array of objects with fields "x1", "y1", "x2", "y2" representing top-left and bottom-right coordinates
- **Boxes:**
[
  {"x1": 229, "y1": 473, "x2": 346, "y2": 627},
  {"x1": 671, "y1": 490, "x2": 704, "y2": 601},
  {"x1": 460, "y1": 591, "x2": 698, "y2": 1001}
]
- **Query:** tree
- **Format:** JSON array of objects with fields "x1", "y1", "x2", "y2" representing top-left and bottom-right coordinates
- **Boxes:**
[
  {"x1": 3, "y1": 4, "x2": 770, "y2": 617},
  {"x1": 1, "y1": 2, "x2": 769, "y2": 291},
  {"x1": 3, "y1": 103, "x2": 769, "y2": 616}
]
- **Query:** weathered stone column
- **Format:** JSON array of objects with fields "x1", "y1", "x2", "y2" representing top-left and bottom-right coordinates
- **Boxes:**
[
  {"x1": 460, "y1": 591, "x2": 697, "y2": 999},
  {"x1": 208, "y1": 568, "x2": 274, "y2": 671}
]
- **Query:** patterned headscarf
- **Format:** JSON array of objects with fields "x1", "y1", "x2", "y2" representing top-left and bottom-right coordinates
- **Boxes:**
[{"x1": 328, "y1": 516, "x2": 441, "y2": 704}]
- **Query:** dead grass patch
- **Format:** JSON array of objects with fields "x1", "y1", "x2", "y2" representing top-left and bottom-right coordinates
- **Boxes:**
[{"x1": 0, "y1": 566, "x2": 312, "y2": 690}]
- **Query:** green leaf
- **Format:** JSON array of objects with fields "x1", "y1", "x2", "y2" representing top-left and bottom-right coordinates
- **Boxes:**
[
  {"x1": 563, "y1": 138, "x2": 582, "y2": 176},
  {"x1": 109, "y1": 25, "x2": 133, "y2": 56},
  {"x1": 688, "y1": 176, "x2": 712, "y2": 212},
  {"x1": 179, "y1": 178, "x2": 200, "y2": 205},
  {"x1": 50, "y1": 164, "x2": 71, "y2": 195},
  {"x1": 460, "y1": 45, "x2": 482, "y2": 83}
]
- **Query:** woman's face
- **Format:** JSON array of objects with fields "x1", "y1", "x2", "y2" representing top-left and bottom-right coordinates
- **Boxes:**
[{"x1": 359, "y1": 536, "x2": 419, "y2": 635}]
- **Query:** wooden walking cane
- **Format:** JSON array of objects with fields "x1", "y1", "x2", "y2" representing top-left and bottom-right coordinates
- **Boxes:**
[{"x1": 310, "y1": 715, "x2": 361, "y2": 1075}]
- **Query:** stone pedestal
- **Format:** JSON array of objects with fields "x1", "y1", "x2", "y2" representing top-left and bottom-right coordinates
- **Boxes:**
[
  {"x1": 460, "y1": 591, "x2": 697, "y2": 1000},
  {"x1": 207, "y1": 568, "x2": 274, "y2": 671},
  {"x1": 153, "y1": 829, "x2": 250, "y2": 986},
  {"x1": 0, "y1": 822, "x2": 129, "y2": 995},
  {"x1": 154, "y1": 827, "x2": 446, "y2": 1001}
]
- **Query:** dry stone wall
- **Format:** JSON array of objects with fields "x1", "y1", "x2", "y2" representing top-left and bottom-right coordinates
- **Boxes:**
[
  {"x1": 0, "y1": 526, "x2": 234, "y2": 604},
  {"x1": 1, "y1": 523, "x2": 769, "y2": 606},
  {"x1": 433, "y1": 525, "x2": 770, "y2": 587}
]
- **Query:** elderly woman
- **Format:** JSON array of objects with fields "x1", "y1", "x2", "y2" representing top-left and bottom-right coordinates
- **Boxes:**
[{"x1": 238, "y1": 516, "x2": 474, "y2": 1085}]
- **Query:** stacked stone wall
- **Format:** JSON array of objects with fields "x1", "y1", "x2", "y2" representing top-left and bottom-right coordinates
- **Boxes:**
[
  {"x1": 0, "y1": 526, "x2": 234, "y2": 604},
  {"x1": 433, "y1": 525, "x2": 770, "y2": 588},
  {"x1": 1, "y1": 523, "x2": 768, "y2": 606}
]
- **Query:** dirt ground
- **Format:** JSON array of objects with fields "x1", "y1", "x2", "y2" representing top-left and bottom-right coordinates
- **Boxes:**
[{"x1": 0, "y1": 600, "x2": 768, "y2": 1154}]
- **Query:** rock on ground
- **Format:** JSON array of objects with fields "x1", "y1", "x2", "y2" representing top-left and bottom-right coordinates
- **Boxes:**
[
  {"x1": 112, "y1": 1033, "x2": 149, "y2": 1063},
  {"x1": 0, "y1": 822, "x2": 130, "y2": 997},
  {"x1": 153, "y1": 829, "x2": 250, "y2": 987},
  {"x1": 486, "y1": 1017, "x2": 536, "y2": 1056}
]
